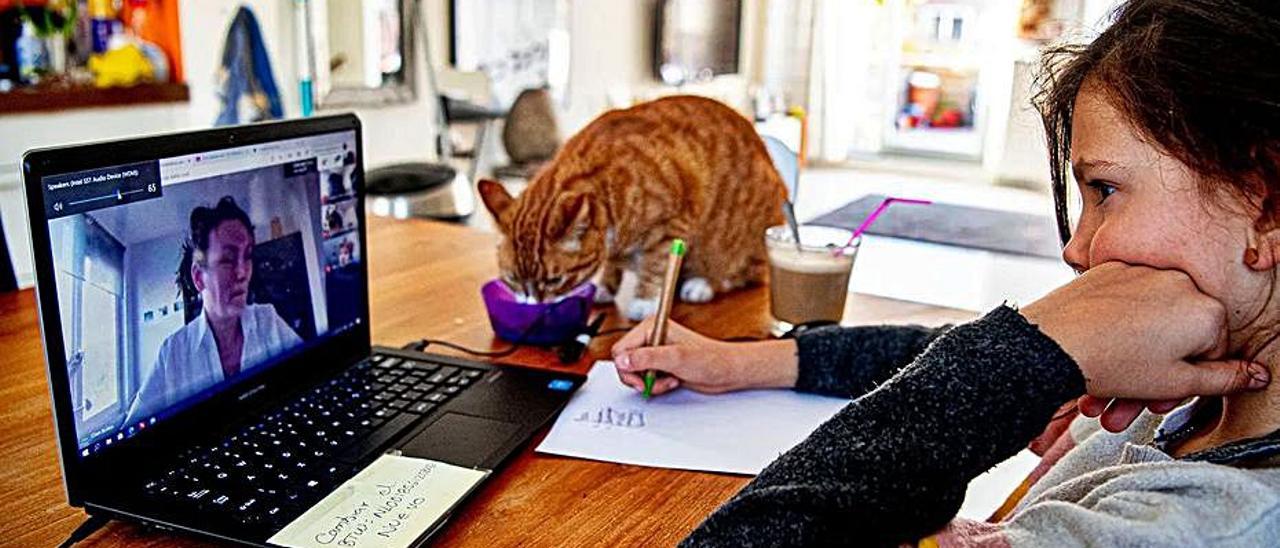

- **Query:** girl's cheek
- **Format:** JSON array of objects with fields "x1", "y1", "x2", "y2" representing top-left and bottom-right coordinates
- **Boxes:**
[{"x1": 1093, "y1": 215, "x2": 1227, "y2": 293}]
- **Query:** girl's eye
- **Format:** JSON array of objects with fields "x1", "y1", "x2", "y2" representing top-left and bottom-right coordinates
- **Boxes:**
[{"x1": 1086, "y1": 180, "x2": 1117, "y2": 203}]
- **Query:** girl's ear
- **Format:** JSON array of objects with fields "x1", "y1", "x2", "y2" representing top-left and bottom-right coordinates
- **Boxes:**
[
  {"x1": 1245, "y1": 211, "x2": 1280, "y2": 270},
  {"x1": 478, "y1": 179, "x2": 514, "y2": 231}
]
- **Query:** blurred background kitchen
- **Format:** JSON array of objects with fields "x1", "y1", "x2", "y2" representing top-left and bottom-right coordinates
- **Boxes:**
[{"x1": 0, "y1": 0, "x2": 1122, "y2": 311}]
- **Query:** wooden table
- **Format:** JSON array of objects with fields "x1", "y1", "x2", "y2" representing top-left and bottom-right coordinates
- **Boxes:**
[{"x1": 0, "y1": 216, "x2": 974, "y2": 547}]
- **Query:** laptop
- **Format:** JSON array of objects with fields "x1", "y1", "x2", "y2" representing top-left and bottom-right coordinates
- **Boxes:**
[{"x1": 21, "y1": 114, "x2": 584, "y2": 546}]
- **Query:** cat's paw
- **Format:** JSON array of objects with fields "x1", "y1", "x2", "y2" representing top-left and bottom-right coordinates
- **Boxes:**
[
  {"x1": 624, "y1": 298, "x2": 658, "y2": 321},
  {"x1": 679, "y1": 277, "x2": 714, "y2": 303},
  {"x1": 594, "y1": 284, "x2": 616, "y2": 304}
]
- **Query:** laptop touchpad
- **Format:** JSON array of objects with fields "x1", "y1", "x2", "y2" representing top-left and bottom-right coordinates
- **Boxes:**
[{"x1": 399, "y1": 413, "x2": 521, "y2": 468}]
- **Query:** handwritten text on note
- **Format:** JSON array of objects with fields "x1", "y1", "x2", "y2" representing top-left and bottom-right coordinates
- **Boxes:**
[{"x1": 268, "y1": 455, "x2": 488, "y2": 548}]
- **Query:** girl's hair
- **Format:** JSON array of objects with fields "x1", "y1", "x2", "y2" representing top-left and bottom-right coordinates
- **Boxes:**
[{"x1": 1034, "y1": 0, "x2": 1280, "y2": 245}]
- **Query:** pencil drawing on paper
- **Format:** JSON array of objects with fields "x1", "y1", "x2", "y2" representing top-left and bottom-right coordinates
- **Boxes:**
[{"x1": 573, "y1": 406, "x2": 646, "y2": 428}]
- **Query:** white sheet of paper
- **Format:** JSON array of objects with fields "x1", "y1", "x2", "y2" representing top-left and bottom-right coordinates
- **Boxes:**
[
  {"x1": 268, "y1": 455, "x2": 488, "y2": 548},
  {"x1": 536, "y1": 361, "x2": 851, "y2": 475}
]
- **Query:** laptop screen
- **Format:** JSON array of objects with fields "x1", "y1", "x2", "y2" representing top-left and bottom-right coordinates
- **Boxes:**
[{"x1": 39, "y1": 129, "x2": 364, "y2": 457}]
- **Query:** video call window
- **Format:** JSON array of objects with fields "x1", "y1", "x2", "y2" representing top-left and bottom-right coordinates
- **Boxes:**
[
  {"x1": 42, "y1": 132, "x2": 362, "y2": 452},
  {"x1": 322, "y1": 199, "x2": 358, "y2": 238}
]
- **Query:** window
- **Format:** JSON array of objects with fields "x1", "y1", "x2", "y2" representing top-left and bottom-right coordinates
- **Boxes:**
[
  {"x1": 55, "y1": 216, "x2": 126, "y2": 440},
  {"x1": 80, "y1": 264, "x2": 120, "y2": 422}
]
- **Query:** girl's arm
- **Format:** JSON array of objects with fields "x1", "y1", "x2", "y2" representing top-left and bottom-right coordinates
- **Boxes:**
[
  {"x1": 680, "y1": 306, "x2": 1085, "y2": 547},
  {"x1": 612, "y1": 321, "x2": 950, "y2": 397},
  {"x1": 792, "y1": 323, "x2": 951, "y2": 398}
]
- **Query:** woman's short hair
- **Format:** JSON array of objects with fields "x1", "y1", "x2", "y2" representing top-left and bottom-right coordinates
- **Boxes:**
[
  {"x1": 1035, "y1": 0, "x2": 1280, "y2": 244},
  {"x1": 189, "y1": 196, "x2": 254, "y2": 265}
]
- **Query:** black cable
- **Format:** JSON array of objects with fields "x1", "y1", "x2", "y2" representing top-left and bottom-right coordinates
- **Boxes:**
[
  {"x1": 406, "y1": 338, "x2": 522, "y2": 358},
  {"x1": 400, "y1": 304, "x2": 776, "y2": 359},
  {"x1": 403, "y1": 296, "x2": 576, "y2": 357},
  {"x1": 406, "y1": 322, "x2": 654, "y2": 357},
  {"x1": 58, "y1": 514, "x2": 109, "y2": 548},
  {"x1": 403, "y1": 323, "x2": 769, "y2": 358}
]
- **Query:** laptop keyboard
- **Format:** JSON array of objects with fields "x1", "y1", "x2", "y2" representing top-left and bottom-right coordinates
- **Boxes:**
[{"x1": 139, "y1": 354, "x2": 485, "y2": 530}]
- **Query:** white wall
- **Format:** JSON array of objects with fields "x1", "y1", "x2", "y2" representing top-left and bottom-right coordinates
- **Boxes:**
[
  {"x1": 560, "y1": 0, "x2": 656, "y2": 131},
  {"x1": 1082, "y1": 0, "x2": 1122, "y2": 30},
  {"x1": 990, "y1": 56, "x2": 1052, "y2": 188},
  {"x1": 124, "y1": 234, "x2": 186, "y2": 386},
  {"x1": 325, "y1": 0, "x2": 369, "y2": 86},
  {"x1": 561, "y1": 0, "x2": 762, "y2": 133}
]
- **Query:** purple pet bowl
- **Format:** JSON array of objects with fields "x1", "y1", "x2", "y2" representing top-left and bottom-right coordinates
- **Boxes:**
[{"x1": 481, "y1": 279, "x2": 596, "y2": 346}]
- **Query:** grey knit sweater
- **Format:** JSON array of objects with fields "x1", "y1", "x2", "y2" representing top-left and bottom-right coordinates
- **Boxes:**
[{"x1": 679, "y1": 305, "x2": 1280, "y2": 547}]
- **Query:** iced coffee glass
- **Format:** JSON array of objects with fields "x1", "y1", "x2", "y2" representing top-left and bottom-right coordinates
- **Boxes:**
[{"x1": 765, "y1": 225, "x2": 860, "y2": 337}]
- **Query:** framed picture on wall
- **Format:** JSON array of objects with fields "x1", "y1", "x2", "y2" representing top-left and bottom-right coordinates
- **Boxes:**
[{"x1": 448, "y1": 0, "x2": 570, "y2": 109}]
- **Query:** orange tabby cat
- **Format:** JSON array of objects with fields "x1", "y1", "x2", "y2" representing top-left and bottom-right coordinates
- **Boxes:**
[{"x1": 478, "y1": 95, "x2": 786, "y2": 320}]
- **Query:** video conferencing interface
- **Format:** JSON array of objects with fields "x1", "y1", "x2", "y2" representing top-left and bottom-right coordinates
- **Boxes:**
[{"x1": 41, "y1": 131, "x2": 364, "y2": 457}]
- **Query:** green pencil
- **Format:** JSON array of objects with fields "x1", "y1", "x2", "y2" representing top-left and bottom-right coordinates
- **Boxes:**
[{"x1": 642, "y1": 239, "x2": 686, "y2": 399}]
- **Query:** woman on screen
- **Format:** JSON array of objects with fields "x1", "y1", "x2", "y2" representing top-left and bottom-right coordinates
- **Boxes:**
[{"x1": 125, "y1": 196, "x2": 301, "y2": 423}]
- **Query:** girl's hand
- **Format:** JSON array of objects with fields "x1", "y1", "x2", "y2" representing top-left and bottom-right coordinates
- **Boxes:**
[
  {"x1": 1021, "y1": 262, "x2": 1269, "y2": 430},
  {"x1": 610, "y1": 318, "x2": 798, "y2": 397},
  {"x1": 1075, "y1": 394, "x2": 1184, "y2": 433}
]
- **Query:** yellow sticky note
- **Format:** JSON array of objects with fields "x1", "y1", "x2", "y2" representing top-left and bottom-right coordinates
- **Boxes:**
[{"x1": 268, "y1": 455, "x2": 488, "y2": 548}]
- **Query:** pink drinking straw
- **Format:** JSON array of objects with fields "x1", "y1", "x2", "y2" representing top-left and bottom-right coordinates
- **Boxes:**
[{"x1": 837, "y1": 197, "x2": 933, "y2": 251}]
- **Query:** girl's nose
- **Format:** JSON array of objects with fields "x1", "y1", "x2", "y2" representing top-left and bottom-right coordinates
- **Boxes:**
[{"x1": 1062, "y1": 235, "x2": 1089, "y2": 274}]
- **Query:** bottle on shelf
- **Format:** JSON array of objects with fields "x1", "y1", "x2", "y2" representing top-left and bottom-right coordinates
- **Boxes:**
[
  {"x1": 16, "y1": 19, "x2": 48, "y2": 85},
  {"x1": 88, "y1": 0, "x2": 116, "y2": 54}
]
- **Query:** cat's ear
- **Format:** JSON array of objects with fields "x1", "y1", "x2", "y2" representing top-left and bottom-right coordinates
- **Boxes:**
[
  {"x1": 478, "y1": 179, "x2": 514, "y2": 230},
  {"x1": 554, "y1": 194, "x2": 592, "y2": 252}
]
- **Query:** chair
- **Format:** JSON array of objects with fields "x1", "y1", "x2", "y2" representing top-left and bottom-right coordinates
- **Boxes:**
[
  {"x1": 435, "y1": 69, "x2": 505, "y2": 184},
  {"x1": 439, "y1": 95, "x2": 506, "y2": 184}
]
